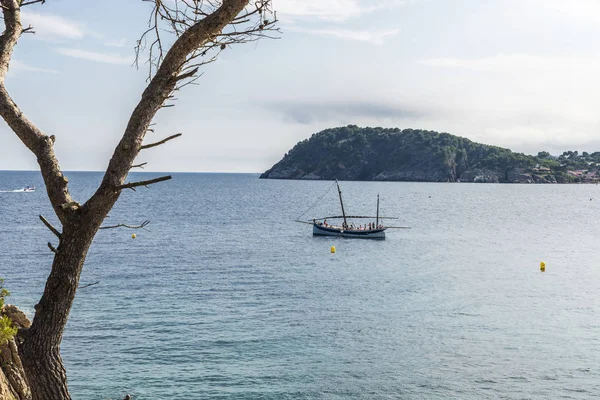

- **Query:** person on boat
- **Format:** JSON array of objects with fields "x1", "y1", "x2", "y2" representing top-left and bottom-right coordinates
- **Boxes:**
[{"x1": 323, "y1": 219, "x2": 327, "y2": 227}]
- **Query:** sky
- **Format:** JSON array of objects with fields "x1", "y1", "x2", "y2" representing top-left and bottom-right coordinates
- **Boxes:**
[{"x1": 1, "y1": 0, "x2": 600, "y2": 172}]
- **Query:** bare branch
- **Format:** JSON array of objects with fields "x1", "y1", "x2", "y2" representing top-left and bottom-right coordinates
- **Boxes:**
[
  {"x1": 130, "y1": 162, "x2": 148, "y2": 169},
  {"x1": 134, "y1": 0, "x2": 279, "y2": 81},
  {"x1": 175, "y1": 67, "x2": 199, "y2": 81},
  {"x1": 115, "y1": 175, "x2": 172, "y2": 191},
  {"x1": 47, "y1": 242, "x2": 57, "y2": 254},
  {"x1": 0, "y1": 0, "x2": 75, "y2": 224},
  {"x1": 86, "y1": 0, "x2": 279, "y2": 217},
  {"x1": 39, "y1": 215, "x2": 61, "y2": 238},
  {"x1": 78, "y1": 281, "x2": 100, "y2": 290},
  {"x1": 20, "y1": 0, "x2": 46, "y2": 6},
  {"x1": 99, "y1": 220, "x2": 151, "y2": 230},
  {"x1": 140, "y1": 133, "x2": 182, "y2": 150}
]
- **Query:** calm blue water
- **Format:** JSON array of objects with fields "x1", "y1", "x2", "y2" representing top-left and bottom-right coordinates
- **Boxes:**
[{"x1": 1, "y1": 171, "x2": 600, "y2": 399}]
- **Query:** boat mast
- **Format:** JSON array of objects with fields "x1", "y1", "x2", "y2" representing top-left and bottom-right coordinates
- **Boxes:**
[
  {"x1": 336, "y1": 179, "x2": 348, "y2": 228},
  {"x1": 376, "y1": 194, "x2": 380, "y2": 228}
]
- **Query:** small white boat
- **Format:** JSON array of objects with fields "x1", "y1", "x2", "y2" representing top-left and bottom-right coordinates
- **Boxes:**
[{"x1": 2, "y1": 186, "x2": 36, "y2": 193}]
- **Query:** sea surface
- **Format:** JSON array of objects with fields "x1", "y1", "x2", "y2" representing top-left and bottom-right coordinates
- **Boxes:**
[{"x1": 1, "y1": 171, "x2": 600, "y2": 399}]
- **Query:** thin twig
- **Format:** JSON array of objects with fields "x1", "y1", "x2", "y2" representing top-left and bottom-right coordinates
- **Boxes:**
[
  {"x1": 78, "y1": 281, "x2": 100, "y2": 289},
  {"x1": 134, "y1": 0, "x2": 279, "y2": 78},
  {"x1": 99, "y1": 220, "x2": 151, "y2": 230}
]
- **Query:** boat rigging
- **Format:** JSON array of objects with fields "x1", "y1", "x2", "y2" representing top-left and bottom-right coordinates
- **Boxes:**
[{"x1": 295, "y1": 180, "x2": 409, "y2": 239}]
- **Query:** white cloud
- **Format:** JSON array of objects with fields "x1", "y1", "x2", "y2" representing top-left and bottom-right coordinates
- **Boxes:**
[
  {"x1": 11, "y1": 60, "x2": 58, "y2": 74},
  {"x1": 277, "y1": 0, "x2": 411, "y2": 21},
  {"x1": 414, "y1": 53, "x2": 600, "y2": 154},
  {"x1": 21, "y1": 11, "x2": 85, "y2": 39},
  {"x1": 290, "y1": 27, "x2": 400, "y2": 45},
  {"x1": 105, "y1": 38, "x2": 128, "y2": 48},
  {"x1": 277, "y1": 0, "x2": 363, "y2": 21},
  {"x1": 419, "y1": 54, "x2": 600, "y2": 74},
  {"x1": 530, "y1": 0, "x2": 600, "y2": 24},
  {"x1": 56, "y1": 48, "x2": 132, "y2": 65}
]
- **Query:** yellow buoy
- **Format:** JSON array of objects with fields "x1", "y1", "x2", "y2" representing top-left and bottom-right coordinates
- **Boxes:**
[
  {"x1": 131, "y1": 233, "x2": 137, "y2": 239},
  {"x1": 540, "y1": 261, "x2": 545, "y2": 272},
  {"x1": 330, "y1": 246, "x2": 336, "y2": 254}
]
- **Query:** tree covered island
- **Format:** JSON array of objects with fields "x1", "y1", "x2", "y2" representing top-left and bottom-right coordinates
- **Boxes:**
[{"x1": 261, "y1": 125, "x2": 600, "y2": 183}]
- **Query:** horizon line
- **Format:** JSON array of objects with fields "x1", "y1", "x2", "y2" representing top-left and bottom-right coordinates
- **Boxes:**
[{"x1": 0, "y1": 169, "x2": 262, "y2": 174}]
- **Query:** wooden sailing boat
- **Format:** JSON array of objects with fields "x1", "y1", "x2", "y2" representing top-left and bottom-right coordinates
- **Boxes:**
[{"x1": 298, "y1": 180, "x2": 400, "y2": 240}]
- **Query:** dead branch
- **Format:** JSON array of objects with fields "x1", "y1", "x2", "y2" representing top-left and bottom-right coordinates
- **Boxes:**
[
  {"x1": 135, "y1": 0, "x2": 279, "y2": 81},
  {"x1": 175, "y1": 67, "x2": 199, "y2": 82},
  {"x1": 78, "y1": 281, "x2": 99, "y2": 290},
  {"x1": 39, "y1": 215, "x2": 61, "y2": 238},
  {"x1": 115, "y1": 175, "x2": 172, "y2": 191},
  {"x1": 47, "y1": 242, "x2": 57, "y2": 254},
  {"x1": 99, "y1": 220, "x2": 150, "y2": 230},
  {"x1": 140, "y1": 133, "x2": 182, "y2": 150},
  {"x1": 20, "y1": 0, "x2": 45, "y2": 6},
  {"x1": 86, "y1": 0, "x2": 279, "y2": 216},
  {"x1": 21, "y1": 0, "x2": 45, "y2": 5},
  {"x1": 130, "y1": 162, "x2": 148, "y2": 169}
]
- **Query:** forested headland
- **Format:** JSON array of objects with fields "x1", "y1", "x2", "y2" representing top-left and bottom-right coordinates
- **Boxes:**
[{"x1": 261, "y1": 125, "x2": 600, "y2": 183}]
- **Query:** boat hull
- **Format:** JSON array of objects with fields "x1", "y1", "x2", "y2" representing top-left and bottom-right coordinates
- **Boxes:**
[{"x1": 313, "y1": 223, "x2": 386, "y2": 240}]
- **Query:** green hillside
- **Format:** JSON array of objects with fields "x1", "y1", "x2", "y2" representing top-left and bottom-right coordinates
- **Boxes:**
[{"x1": 260, "y1": 125, "x2": 599, "y2": 183}]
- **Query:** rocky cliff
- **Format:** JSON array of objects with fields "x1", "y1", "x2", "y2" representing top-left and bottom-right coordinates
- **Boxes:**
[
  {"x1": 0, "y1": 306, "x2": 30, "y2": 400},
  {"x1": 260, "y1": 126, "x2": 565, "y2": 183}
]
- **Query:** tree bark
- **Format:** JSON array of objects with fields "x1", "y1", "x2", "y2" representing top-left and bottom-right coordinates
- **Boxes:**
[{"x1": 18, "y1": 219, "x2": 100, "y2": 400}]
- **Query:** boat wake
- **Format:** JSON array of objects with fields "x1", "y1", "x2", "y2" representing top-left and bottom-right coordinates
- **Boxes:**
[{"x1": 0, "y1": 187, "x2": 36, "y2": 193}]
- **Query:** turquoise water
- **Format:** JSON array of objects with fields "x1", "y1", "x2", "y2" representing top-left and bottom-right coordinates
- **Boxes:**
[{"x1": 1, "y1": 171, "x2": 600, "y2": 399}]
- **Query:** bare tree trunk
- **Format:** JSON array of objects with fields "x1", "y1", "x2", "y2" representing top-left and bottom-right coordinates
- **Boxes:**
[
  {"x1": 18, "y1": 221, "x2": 100, "y2": 400},
  {"x1": 19, "y1": 346, "x2": 68, "y2": 400}
]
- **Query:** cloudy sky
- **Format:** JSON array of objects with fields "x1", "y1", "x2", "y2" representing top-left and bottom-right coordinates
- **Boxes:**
[{"x1": 1, "y1": 0, "x2": 600, "y2": 172}]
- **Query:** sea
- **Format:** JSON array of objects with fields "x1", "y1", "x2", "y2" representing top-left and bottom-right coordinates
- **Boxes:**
[{"x1": 1, "y1": 170, "x2": 600, "y2": 399}]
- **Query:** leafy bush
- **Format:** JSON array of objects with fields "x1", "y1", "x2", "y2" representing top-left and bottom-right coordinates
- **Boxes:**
[{"x1": 0, "y1": 278, "x2": 17, "y2": 345}]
